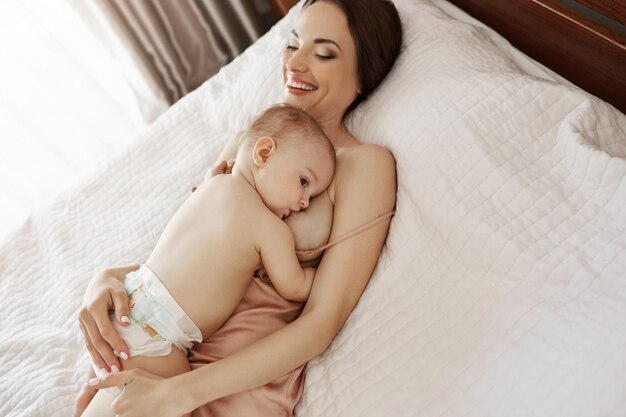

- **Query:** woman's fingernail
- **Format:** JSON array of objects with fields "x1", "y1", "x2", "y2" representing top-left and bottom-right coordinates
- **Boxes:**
[
  {"x1": 119, "y1": 352, "x2": 129, "y2": 360},
  {"x1": 89, "y1": 377, "x2": 99, "y2": 386},
  {"x1": 120, "y1": 316, "x2": 130, "y2": 324},
  {"x1": 111, "y1": 365, "x2": 120, "y2": 373},
  {"x1": 99, "y1": 368, "x2": 108, "y2": 377}
]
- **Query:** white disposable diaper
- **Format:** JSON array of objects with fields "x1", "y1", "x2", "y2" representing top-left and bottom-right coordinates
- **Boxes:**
[{"x1": 112, "y1": 264, "x2": 202, "y2": 357}]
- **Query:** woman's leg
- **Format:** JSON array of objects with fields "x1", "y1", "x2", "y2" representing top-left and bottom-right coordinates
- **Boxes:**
[
  {"x1": 73, "y1": 369, "x2": 98, "y2": 417},
  {"x1": 79, "y1": 389, "x2": 116, "y2": 417}
]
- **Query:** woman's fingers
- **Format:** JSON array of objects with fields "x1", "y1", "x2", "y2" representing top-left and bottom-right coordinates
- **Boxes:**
[
  {"x1": 90, "y1": 369, "x2": 133, "y2": 390},
  {"x1": 78, "y1": 319, "x2": 107, "y2": 371},
  {"x1": 91, "y1": 292, "x2": 129, "y2": 362},
  {"x1": 208, "y1": 160, "x2": 229, "y2": 178},
  {"x1": 110, "y1": 286, "x2": 131, "y2": 354},
  {"x1": 80, "y1": 299, "x2": 127, "y2": 370},
  {"x1": 225, "y1": 159, "x2": 236, "y2": 174}
]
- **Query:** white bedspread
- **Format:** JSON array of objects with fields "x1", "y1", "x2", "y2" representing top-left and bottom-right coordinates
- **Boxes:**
[{"x1": 1, "y1": 1, "x2": 625, "y2": 416}]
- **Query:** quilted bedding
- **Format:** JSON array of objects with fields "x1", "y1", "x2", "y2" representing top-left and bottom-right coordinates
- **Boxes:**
[{"x1": 1, "y1": 0, "x2": 625, "y2": 416}]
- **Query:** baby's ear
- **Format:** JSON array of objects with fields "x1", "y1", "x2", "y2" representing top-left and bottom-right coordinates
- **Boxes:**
[{"x1": 252, "y1": 137, "x2": 276, "y2": 167}]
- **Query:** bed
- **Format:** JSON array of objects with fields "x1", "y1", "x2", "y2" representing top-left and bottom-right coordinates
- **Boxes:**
[{"x1": 1, "y1": 0, "x2": 625, "y2": 415}]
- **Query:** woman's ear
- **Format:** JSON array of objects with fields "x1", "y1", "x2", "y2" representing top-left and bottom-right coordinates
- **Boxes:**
[{"x1": 252, "y1": 137, "x2": 276, "y2": 167}]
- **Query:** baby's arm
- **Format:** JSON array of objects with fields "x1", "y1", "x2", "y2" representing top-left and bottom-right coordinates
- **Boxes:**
[{"x1": 259, "y1": 223, "x2": 315, "y2": 302}]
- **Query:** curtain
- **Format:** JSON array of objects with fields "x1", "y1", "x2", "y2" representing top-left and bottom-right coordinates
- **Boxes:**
[
  {"x1": 84, "y1": 0, "x2": 270, "y2": 122},
  {"x1": 0, "y1": 0, "x2": 274, "y2": 240},
  {"x1": 0, "y1": 0, "x2": 146, "y2": 241}
]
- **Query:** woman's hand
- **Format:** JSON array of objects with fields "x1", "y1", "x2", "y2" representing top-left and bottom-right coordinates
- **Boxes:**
[
  {"x1": 205, "y1": 159, "x2": 235, "y2": 181},
  {"x1": 79, "y1": 266, "x2": 137, "y2": 371},
  {"x1": 192, "y1": 160, "x2": 236, "y2": 192},
  {"x1": 90, "y1": 369, "x2": 188, "y2": 417}
]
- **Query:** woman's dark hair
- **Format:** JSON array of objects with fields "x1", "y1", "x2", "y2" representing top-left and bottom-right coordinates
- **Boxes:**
[{"x1": 302, "y1": 0, "x2": 402, "y2": 115}]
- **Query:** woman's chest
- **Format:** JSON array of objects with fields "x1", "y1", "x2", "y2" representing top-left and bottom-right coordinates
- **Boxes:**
[{"x1": 284, "y1": 188, "x2": 333, "y2": 259}]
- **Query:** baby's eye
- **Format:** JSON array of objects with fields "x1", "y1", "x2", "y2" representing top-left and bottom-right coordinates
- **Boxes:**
[{"x1": 300, "y1": 177, "x2": 309, "y2": 188}]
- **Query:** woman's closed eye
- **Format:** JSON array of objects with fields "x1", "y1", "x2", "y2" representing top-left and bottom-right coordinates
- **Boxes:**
[
  {"x1": 286, "y1": 44, "x2": 298, "y2": 51},
  {"x1": 315, "y1": 53, "x2": 335, "y2": 60},
  {"x1": 285, "y1": 43, "x2": 335, "y2": 61}
]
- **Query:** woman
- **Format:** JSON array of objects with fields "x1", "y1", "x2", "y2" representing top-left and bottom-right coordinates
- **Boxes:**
[{"x1": 75, "y1": 1, "x2": 402, "y2": 416}]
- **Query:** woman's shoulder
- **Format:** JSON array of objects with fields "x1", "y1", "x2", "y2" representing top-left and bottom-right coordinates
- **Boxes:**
[
  {"x1": 347, "y1": 142, "x2": 392, "y2": 155},
  {"x1": 329, "y1": 142, "x2": 396, "y2": 206},
  {"x1": 336, "y1": 143, "x2": 395, "y2": 175},
  {"x1": 323, "y1": 142, "x2": 396, "y2": 234}
]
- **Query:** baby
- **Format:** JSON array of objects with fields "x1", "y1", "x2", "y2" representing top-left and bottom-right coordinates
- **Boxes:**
[{"x1": 81, "y1": 104, "x2": 335, "y2": 417}]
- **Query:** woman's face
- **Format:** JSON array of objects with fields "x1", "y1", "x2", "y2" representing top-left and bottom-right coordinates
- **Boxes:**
[{"x1": 280, "y1": 1, "x2": 360, "y2": 125}]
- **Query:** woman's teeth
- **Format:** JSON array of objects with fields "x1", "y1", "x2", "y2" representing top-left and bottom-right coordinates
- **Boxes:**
[{"x1": 288, "y1": 81, "x2": 317, "y2": 91}]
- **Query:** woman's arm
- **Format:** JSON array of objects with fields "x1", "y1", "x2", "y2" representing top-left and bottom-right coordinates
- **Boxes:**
[
  {"x1": 184, "y1": 144, "x2": 396, "y2": 409},
  {"x1": 94, "y1": 145, "x2": 397, "y2": 416}
]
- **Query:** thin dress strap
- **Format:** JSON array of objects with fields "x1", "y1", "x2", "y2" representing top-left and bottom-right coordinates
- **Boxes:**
[{"x1": 295, "y1": 210, "x2": 395, "y2": 257}]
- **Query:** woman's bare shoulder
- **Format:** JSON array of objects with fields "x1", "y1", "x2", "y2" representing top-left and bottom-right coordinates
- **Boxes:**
[
  {"x1": 341, "y1": 141, "x2": 392, "y2": 155},
  {"x1": 330, "y1": 142, "x2": 396, "y2": 218},
  {"x1": 337, "y1": 143, "x2": 395, "y2": 173},
  {"x1": 334, "y1": 143, "x2": 395, "y2": 188}
]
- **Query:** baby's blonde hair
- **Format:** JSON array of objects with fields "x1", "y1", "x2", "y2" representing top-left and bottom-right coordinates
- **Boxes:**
[{"x1": 240, "y1": 104, "x2": 335, "y2": 167}]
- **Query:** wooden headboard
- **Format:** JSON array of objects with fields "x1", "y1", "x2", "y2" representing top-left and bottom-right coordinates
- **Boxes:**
[{"x1": 446, "y1": 0, "x2": 626, "y2": 114}]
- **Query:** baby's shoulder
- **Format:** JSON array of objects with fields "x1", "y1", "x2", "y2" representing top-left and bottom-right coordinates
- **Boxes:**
[{"x1": 228, "y1": 189, "x2": 286, "y2": 229}]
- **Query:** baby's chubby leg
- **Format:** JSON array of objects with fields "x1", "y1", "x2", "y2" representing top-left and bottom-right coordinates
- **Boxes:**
[
  {"x1": 119, "y1": 344, "x2": 191, "y2": 378},
  {"x1": 81, "y1": 347, "x2": 191, "y2": 417}
]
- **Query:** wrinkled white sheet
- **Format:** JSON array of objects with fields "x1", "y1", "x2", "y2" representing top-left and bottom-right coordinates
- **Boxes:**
[{"x1": 1, "y1": 1, "x2": 625, "y2": 416}]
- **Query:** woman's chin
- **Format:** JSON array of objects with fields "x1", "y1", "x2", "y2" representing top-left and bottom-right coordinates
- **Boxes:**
[{"x1": 282, "y1": 94, "x2": 311, "y2": 112}]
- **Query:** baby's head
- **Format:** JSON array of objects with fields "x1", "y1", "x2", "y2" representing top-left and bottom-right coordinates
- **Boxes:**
[{"x1": 239, "y1": 104, "x2": 335, "y2": 220}]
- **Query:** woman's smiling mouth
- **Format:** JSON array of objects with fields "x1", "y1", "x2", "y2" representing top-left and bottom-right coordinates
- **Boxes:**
[{"x1": 286, "y1": 76, "x2": 318, "y2": 94}]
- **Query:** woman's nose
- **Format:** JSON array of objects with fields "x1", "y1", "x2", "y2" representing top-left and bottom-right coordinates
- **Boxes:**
[{"x1": 286, "y1": 50, "x2": 307, "y2": 73}]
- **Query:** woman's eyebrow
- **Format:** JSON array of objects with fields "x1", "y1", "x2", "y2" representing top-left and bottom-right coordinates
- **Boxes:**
[
  {"x1": 314, "y1": 39, "x2": 342, "y2": 51},
  {"x1": 290, "y1": 30, "x2": 342, "y2": 51}
]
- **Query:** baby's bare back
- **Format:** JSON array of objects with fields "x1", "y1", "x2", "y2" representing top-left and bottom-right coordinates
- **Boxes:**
[{"x1": 144, "y1": 175, "x2": 272, "y2": 339}]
